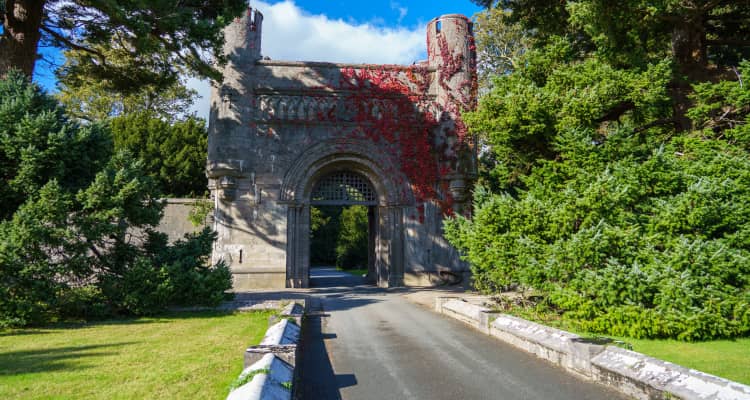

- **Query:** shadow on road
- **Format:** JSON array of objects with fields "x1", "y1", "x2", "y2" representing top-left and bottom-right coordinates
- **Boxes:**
[
  {"x1": 298, "y1": 296, "x2": 361, "y2": 400},
  {"x1": 232, "y1": 267, "x2": 402, "y2": 399}
]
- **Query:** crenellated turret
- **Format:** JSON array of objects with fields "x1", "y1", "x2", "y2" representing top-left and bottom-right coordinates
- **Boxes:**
[
  {"x1": 426, "y1": 14, "x2": 477, "y2": 113},
  {"x1": 222, "y1": 6, "x2": 264, "y2": 64},
  {"x1": 207, "y1": 7, "x2": 263, "y2": 198},
  {"x1": 426, "y1": 14, "x2": 477, "y2": 215}
]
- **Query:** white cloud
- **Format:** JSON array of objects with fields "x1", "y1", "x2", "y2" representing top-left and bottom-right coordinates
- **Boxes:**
[
  {"x1": 188, "y1": 0, "x2": 426, "y2": 120},
  {"x1": 390, "y1": 1, "x2": 409, "y2": 24}
]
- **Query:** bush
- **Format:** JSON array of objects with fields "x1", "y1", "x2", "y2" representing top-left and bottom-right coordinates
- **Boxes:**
[
  {"x1": 446, "y1": 58, "x2": 750, "y2": 340},
  {"x1": 56, "y1": 286, "x2": 111, "y2": 321},
  {"x1": 100, "y1": 257, "x2": 172, "y2": 316},
  {"x1": 109, "y1": 111, "x2": 208, "y2": 197},
  {"x1": 0, "y1": 72, "x2": 231, "y2": 326},
  {"x1": 161, "y1": 228, "x2": 233, "y2": 307},
  {"x1": 336, "y1": 206, "x2": 369, "y2": 269},
  {"x1": 310, "y1": 206, "x2": 341, "y2": 265}
]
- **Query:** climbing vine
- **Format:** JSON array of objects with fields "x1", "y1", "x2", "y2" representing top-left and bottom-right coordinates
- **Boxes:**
[
  {"x1": 338, "y1": 66, "x2": 440, "y2": 219},
  {"x1": 248, "y1": 17, "x2": 477, "y2": 222}
]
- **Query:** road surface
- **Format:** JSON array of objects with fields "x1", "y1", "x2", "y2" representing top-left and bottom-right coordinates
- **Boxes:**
[{"x1": 298, "y1": 267, "x2": 628, "y2": 400}]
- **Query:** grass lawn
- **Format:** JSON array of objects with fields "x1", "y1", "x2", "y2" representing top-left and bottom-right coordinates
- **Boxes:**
[
  {"x1": 617, "y1": 336, "x2": 750, "y2": 385},
  {"x1": 337, "y1": 267, "x2": 368, "y2": 277},
  {"x1": 501, "y1": 307, "x2": 750, "y2": 385},
  {"x1": 0, "y1": 310, "x2": 271, "y2": 399}
]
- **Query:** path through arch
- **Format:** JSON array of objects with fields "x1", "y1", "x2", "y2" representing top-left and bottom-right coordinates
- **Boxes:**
[{"x1": 309, "y1": 171, "x2": 378, "y2": 287}]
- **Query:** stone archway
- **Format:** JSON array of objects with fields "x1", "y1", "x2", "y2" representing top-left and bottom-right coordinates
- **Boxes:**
[{"x1": 280, "y1": 140, "x2": 412, "y2": 288}]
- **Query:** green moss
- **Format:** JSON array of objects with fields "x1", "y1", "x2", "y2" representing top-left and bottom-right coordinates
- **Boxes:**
[{"x1": 228, "y1": 368, "x2": 270, "y2": 391}]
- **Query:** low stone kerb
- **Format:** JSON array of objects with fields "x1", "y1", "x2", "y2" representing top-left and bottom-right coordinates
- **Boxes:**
[
  {"x1": 591, "y1": 346, "x2": 750, "y2": 400},
  {"x1": 246, "y1": 319, "x2": 301, "y2": 368},
  {"x1": 436, "y1": 297, "x2": 750, "y2": 400},
  {"x1": 227, "y1": 353, "x2": 293, "y2": 400},
  {"x1": 261, "y1": 319, "x2": 300, "y2": 346}
]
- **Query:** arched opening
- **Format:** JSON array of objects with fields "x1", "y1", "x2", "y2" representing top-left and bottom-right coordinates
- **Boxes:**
[
  {"x1": 308, "y1": 171, "x2": 378, "y2": 286},
  {"x1": 281, "y1": 141, "x2": 409, "y2": 289}
]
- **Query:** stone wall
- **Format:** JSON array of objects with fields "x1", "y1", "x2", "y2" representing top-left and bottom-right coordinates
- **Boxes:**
[
  {"x1": 154, "y1": 198, "x2": 209, "y2": 242},
  {"x1": 207, "y1": 7, "x2": 478, "y2": 289}
]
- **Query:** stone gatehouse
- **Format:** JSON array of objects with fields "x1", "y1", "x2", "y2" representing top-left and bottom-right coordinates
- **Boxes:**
[{"x1": 207, "y1": 7, "x2": 477, "y2": 289}]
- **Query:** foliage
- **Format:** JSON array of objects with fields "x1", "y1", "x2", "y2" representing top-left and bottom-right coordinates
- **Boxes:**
[
  {"x1": 0, "y1": 73, "x2": 228, "y2": 327},
  {"x1": 688, "y1": 60, "x2": 750, "y2": 149},
  {"x1": 310, "y1": 205, "x2": 369, "y2": 269},
  {"x1": 159, "y1": 228, "x2": 233, "y2": 307},
  {"x1": 447, "y1": 4, "x2": 750, "y2": 340},
  {"x1": 310, "y1": 206, "x2": 342, "y2": 265},
  {"x1": 1, "y1": 0, "x2": 246, "y2": 89},
  {"x1": 488, "y1": 0, "x2": 750, "y2": 65},
  {"x1": 0, "y1": 70, "x2": 112, "y2": 221},
  {"x1": 477, "y1": 0, "x2": 750, "y2": 131},
  {"x1": 56, "y1": 46, "x2": 197, "y2": 121},
  {"x1": 109, "y1": 111, "x2": 208, "y2": 197},
  {"x1": 336, "y1": 206, "x2": 369, "y2": 269},
  {"x1": 189, "y1": 199, "x2": 214, "y2": 227},
  {"x1": 473, "y1": 7, "x2": 529, "y2": 89}
]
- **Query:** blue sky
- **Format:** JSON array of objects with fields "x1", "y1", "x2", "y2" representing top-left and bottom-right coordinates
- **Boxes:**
[
  {"x1": 32, "y1": 0, "x2": 483, "y2": 118},
  {"x1": 283, "y1": 0, "x2": 481, "y2": 28}
]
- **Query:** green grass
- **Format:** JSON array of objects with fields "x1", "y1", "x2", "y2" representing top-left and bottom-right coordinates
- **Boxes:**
[
  {"x1": 337, "y1": 267, "x2": 368, "y2": 277},
  {"x1": 0, "y1": 310, "x2": 271, "y2": 399},
  {"x1": 615, "y1": 336, "x2": 750, "y2": 385},
  {"x1": 499, "y1": 306, "x2": 750, "y2": 385}
]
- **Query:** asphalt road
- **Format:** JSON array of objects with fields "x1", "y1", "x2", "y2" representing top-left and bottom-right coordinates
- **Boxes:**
[{"x1": 298, "y1": 267, "x2": 628, "y2": 400}]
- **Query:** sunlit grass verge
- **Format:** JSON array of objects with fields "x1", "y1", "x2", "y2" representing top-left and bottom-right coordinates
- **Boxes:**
[
  {"x1": 336, "y1": 267, "x2": 368, "y2": 277},
  {"x1": 500, "y1": 305, "x2": 750, "y2": 385},
  {"x1": 0, "y1": 310, "x2": 271, "y2": 399}
]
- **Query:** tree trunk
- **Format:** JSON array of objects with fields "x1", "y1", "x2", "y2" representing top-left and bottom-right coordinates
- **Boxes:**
[
  {"x1": 670, "y1": 15, "x2": 708, "y2": 132},
  {"x1": 0, "y1": 0, "x2": 46, "y2": 78}
]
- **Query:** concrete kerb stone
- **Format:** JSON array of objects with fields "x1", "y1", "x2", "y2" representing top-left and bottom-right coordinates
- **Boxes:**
[
  {"x1": 434, "y1": 296, "x2": 460, "y2": 314},
  {"x1": 435, "y1": 297, "x2": 750, "y2": 400},
  {"x1": 227, "y1": 353, "x2": 293, "y2": 400},
  {"x1": 228, "y1": 300, "x2": 307, "y2": 400},
  {"x1": 268, "y1": 300, "x2": 306, "y2": 326},
  {"x1": 490, "y1": 314, "x2": 605, "y2": 378},
  {"x1": 219, "y1": 299, "x2": 293, "y2": 312},
  {"x1": 436, "y1": 297, "x2": 498, "y2": 334},
  {"x1": 591, "y1": 346, "x2": 750, "y2": 400},
  {"x1": 245, "y1": 314, "x2": 302, "y2": 368}
]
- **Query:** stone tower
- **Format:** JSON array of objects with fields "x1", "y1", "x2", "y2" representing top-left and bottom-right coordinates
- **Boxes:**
[
  {"x1": 207, "y1": 9, "x2": 477, "y2": 290},
  {"x1": 426, "y1": 14, "x2": 478, "y2": 213}
]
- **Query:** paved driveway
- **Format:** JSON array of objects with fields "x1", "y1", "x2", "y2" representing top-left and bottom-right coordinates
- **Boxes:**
[{"x1": 298, "y1": 267, "x2": 628, "y2": 400}]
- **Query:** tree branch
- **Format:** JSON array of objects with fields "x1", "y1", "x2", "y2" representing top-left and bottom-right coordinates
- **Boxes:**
[
  {"x1": 634, "y1": 118, "x2": 674, "y2": 133},
  {"x1": 88, "y1": 242, "x2": 104, "y2": 262},
  {"x1": 594, "y1": 101, "x2": 636, "y2": 123},
  {"x1": 706, "y1": 38, "x2": 750, "y2": 46},
  {"x1": 40, "y1": 24, "x2": 106, "y2": 62}
]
